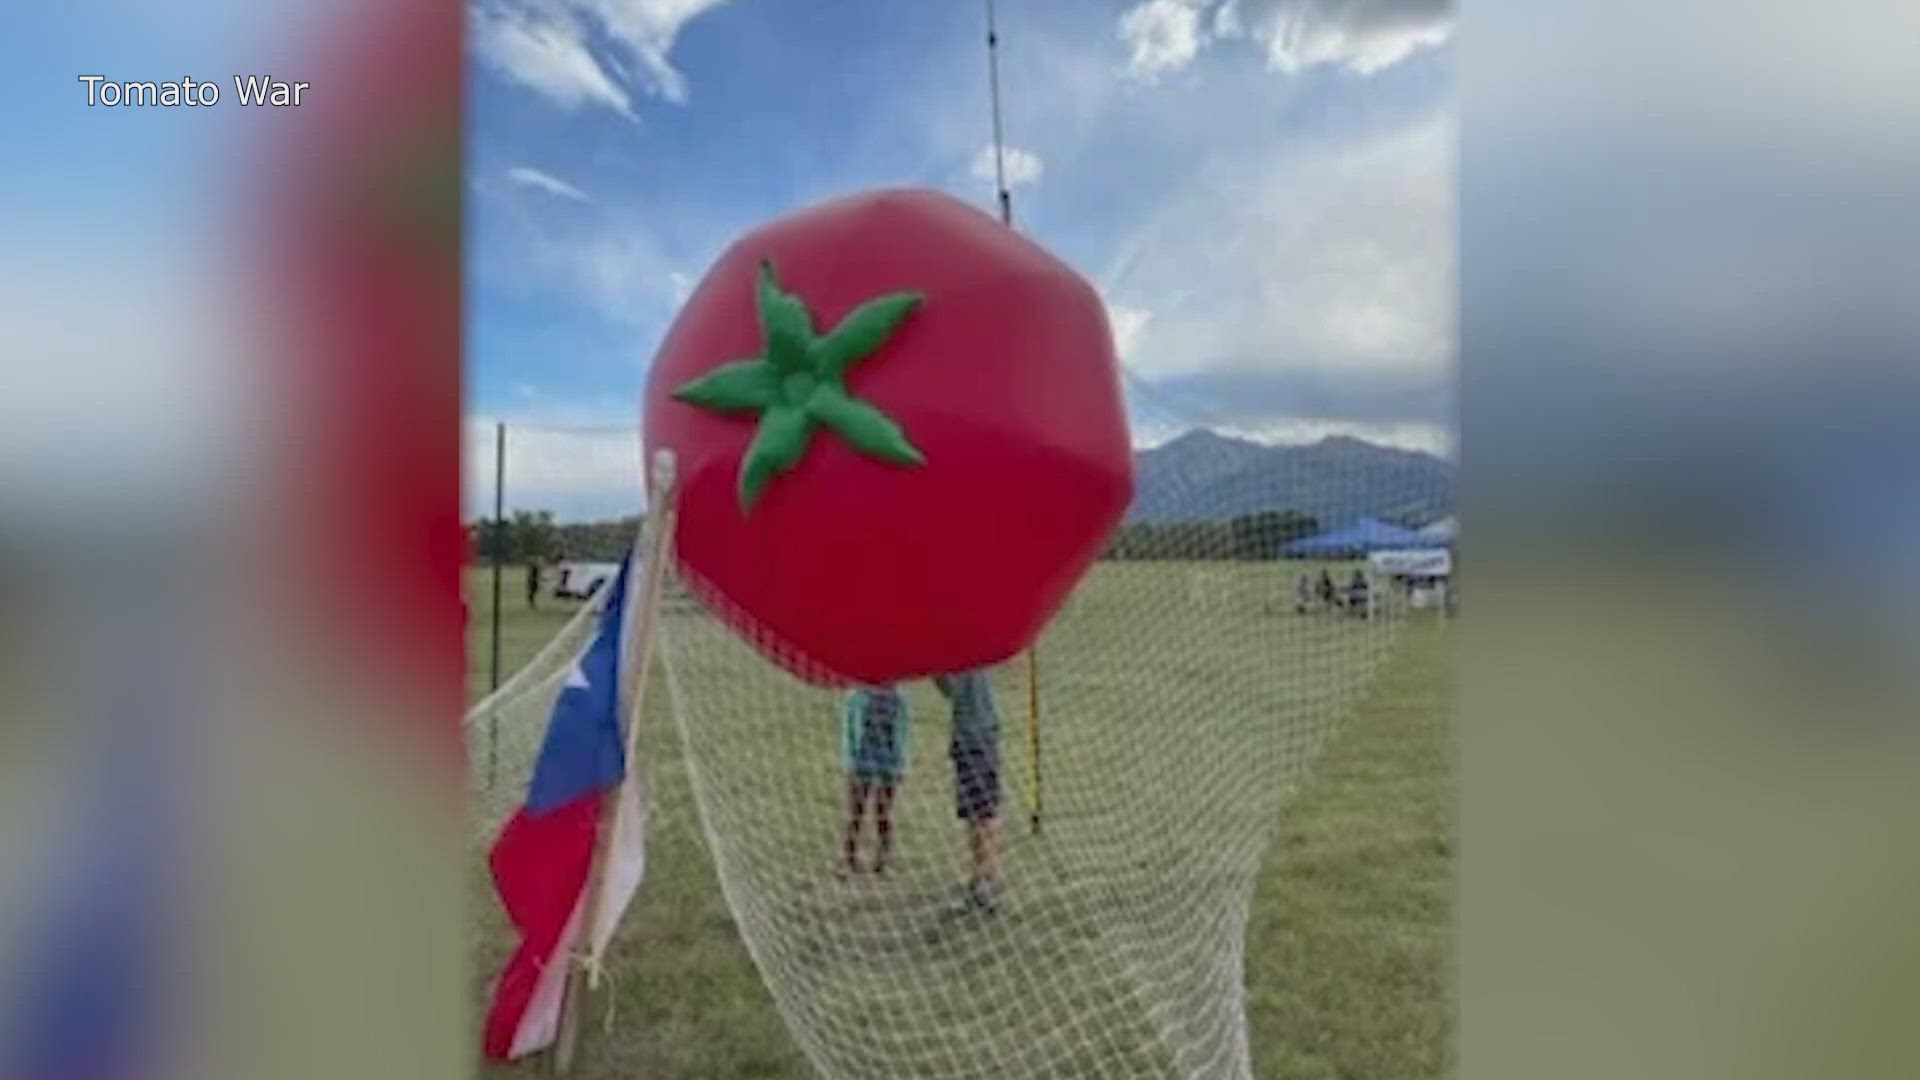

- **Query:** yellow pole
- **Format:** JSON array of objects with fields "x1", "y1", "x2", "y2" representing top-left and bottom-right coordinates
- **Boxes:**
[{"x1": 1027, "y1": 644, "x2": 1041, "y2": 835}]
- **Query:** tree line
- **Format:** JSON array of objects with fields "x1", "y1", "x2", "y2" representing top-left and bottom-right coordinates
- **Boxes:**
[
  {"x1": 469, "y1": 511, "x2": 641, "y2": 564},
  {"x1": 471, "y1": 507, "x2": 1324, "y2": 565}
]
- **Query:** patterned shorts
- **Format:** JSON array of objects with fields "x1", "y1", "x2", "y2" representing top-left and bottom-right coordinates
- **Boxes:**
[{"x1": 951, "y1": 740, "x2": 1000, "y2": 822}]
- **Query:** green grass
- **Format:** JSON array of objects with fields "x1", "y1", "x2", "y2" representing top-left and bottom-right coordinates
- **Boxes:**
[{"x1": 466, "y1": 563, "x2": 1452, "y2": 1079}]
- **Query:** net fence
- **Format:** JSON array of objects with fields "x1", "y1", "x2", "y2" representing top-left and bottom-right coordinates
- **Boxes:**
[{"x1": 465, "y1": 402, "x2": 1452, "y2": 1077}]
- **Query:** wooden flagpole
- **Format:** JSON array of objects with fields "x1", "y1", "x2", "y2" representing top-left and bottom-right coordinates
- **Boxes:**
[{"x1": 552, "y1": 448, "x2": 679, "y2": 1074}]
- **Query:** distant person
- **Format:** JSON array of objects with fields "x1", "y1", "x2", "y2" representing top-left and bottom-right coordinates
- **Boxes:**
[
  {"x1": 934, "y1": 670, "x2": 1002, "y2": 914},
  {"x1": 1317, "y1": 570, "x2": 1338, "y2": 610},
  {"x1": 1348, "y1": 569, "x2": 1370, "y2": 617},
  {"x1": 525, "y1": 560, "x2": 543, "y2": 610},
  {"x1": 1294, "y1": 573, "x2": 1312, "y2": 614},
  {"x1": 840, "y1": 685, "x2": 910, "y2": 877}
]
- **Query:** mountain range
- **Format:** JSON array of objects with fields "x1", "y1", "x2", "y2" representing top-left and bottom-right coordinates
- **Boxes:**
[{"x1": 1126, "y1": 429, "x2": 1455, "y2": 527}]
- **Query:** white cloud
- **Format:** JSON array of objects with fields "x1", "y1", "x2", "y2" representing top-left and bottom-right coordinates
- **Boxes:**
[
  {"x1": 1104, "y1": 112, "x2": 1454, "y2": 386},
  {"x1": 668, "y1": 271, "x2": 694, "y2": 303},
  {"x1": 571, "y1": 0, "x2": 736, "y2": 104},
  {"x1": 472, "y1": 0, "x2": 737, "y2": 117},
  {"x1": 1105, "y1": 300, "x2": 1153, "y2": 366},
  {"x1": 1210, "y1": 0, "x2": 1245, "y2": 37},
  {"x1": 506, "y1": 166, "x2": 590, "y2": 201},
  {"x1": 464, "y1": 419, "x2": 644, "y2": 521},
  {"x1": 1213, "y1": 0, "x2": 1453, "y2": 75},
  {"x1": 1120, "y1": 0, "x2": 1451, "y2": 79},
  {"x1": 1120, "y1": 0, "x2": 1210, "y2": 80},
  {"x1": 470, "y1": 2, "x2": 636, "y2": 119},
  {"x1": 970, "y1": 145, "x2": 1045, "y2": 189}
]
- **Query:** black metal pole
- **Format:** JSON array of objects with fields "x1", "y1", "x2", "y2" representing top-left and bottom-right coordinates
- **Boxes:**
[
  {"x1": 489, "y1": 422, "x2": 505, "y2": 783},
  {"x1": 986, "y1": 0, "x2": 1014, "y2": 229}
]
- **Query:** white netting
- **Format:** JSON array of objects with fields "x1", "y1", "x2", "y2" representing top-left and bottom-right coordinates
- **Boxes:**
[
  {"x1": 640, "y1": 407, "x2": 1446, "y2": 1078},
  {"x1": 462, "y1": 569, "x2": 699, "y2": 841},
  {"x1": 464, "y1": 590, "x2": 607, "y2": 838},
  {"x1": 467, "y1": 397, "x2": 1452, "y2": 1076}
]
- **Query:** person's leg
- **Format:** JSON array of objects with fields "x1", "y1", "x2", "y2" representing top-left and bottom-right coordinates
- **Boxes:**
[
  {"x1": 956, "y1": 747, "x2": 1003, "y2": 911},
  {"x1": 976, "y1": 815, "x2": 1001, "y2": 882},
  {"x1": 950, "y1": 749, "x2": 985, "y2": 909},
  {"x1": 873, "y1": 782, "x2": 896, "y2": 873},
  {"x1": 961, "y1": 815, "x2": 1002, "y2": 912},
  {"x1": 842, "y1": 779, "x2": 867, "y2": 874}
]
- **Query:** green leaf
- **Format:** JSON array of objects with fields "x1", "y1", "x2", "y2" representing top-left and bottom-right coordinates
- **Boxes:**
[
  {"x1": 806, "y1": 387, "x2": 926, "y2": 467},
  {"x1": 738, "y1": 404, "x2": 814, "y2": 510},
  {"x1": 671, "y1": 358, "x2": 781, "y2": 412},
  {"x1": 814, "y1": 292, "x2": 923, "y2": 382},
  {"x1": 756, "y1": 260, "x2": 814, "y2": 373},
  {"x1": 677, "y1": 265, "x2": 929, "y2": 509}
]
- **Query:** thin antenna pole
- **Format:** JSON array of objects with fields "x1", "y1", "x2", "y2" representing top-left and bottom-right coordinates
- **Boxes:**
[
  {"x1": 985, "y1": 0, "x2": 1013, "y2": 227},
  {"x1": 986, "y1": 0, "x2": 1041, "y2": 835}
]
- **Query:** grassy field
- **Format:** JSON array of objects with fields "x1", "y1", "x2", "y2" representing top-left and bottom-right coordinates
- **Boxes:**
[{"x1": 465, "y1": 563, "x2": 1452, "y2": 1079}]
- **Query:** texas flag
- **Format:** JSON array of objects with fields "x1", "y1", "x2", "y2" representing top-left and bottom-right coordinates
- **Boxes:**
[{"x1": 482, "y1": 552, "x2": 651, "y2": 1062}]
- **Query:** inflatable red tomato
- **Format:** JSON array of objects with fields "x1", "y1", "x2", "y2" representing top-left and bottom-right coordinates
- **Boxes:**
[{"x1": 643, "y1": 188, "x2": 1133, "y2": 685}]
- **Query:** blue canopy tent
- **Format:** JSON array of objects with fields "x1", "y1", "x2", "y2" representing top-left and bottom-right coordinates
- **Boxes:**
[{"x1": 1284, "y1": 517, "x2": 1441, "y2": 558}]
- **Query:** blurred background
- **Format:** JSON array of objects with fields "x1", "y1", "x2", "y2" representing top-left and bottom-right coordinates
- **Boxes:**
[
  {"x1": 1, "y1": 3, "x2": 464, "y2": 1079},
  {"x1": 1463, "y1": 1, "x2": 1920, "y2": 1077},
  {"x1": 0, "y1": 0, "x2": 1916, "y2": 1078}
]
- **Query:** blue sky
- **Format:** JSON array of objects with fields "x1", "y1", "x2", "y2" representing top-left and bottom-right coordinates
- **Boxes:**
[
  {"x1": 1, "y1": 2, "x2": 323, "y2": 524},
  {"x1": 466, "y1": 0, "x2": 1455, "y2": 518}
]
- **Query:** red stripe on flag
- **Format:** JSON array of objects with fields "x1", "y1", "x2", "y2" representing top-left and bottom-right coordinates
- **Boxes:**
[{"x1": 482, "y1": 795, "x2": 602, "y2": 1061}]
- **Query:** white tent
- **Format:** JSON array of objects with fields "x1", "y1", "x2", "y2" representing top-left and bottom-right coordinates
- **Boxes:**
[
  {"x1": 1415, "y1": 515, "x2": 1456, "y2": 543},
  {"x1": 1369, "y1": 548, "x2": 1454, "y2": 613},
  {"x1": 1368, "y1": 548, "x2": 1452, "y2": 578}
]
